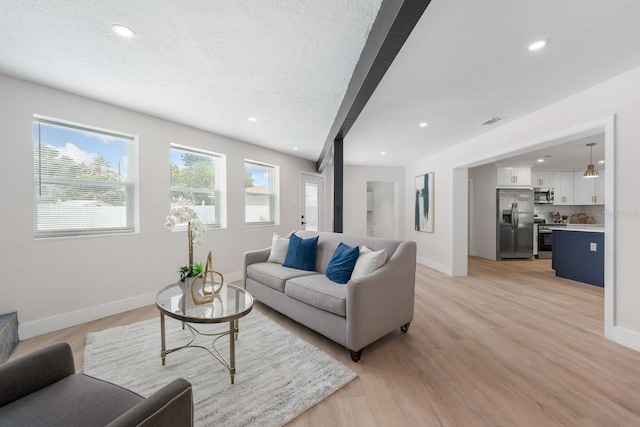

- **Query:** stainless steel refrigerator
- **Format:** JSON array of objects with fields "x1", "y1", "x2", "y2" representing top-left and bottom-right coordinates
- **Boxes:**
[{"x1": 497, "y1": 188, "x2": 534, "y2": 260}]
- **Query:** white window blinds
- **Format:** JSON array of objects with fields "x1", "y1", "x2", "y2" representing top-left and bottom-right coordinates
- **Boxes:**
[{"x1": 33, "y1": 118, "x2": 134, "y2": 237}]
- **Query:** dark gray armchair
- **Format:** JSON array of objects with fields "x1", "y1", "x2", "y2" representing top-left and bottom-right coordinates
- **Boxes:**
[{"x1": 0, "y1": 342, "x2": 193, "y2": 427}]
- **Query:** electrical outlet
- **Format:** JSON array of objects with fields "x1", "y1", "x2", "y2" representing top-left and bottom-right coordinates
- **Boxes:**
[{"x1": 590, "y1": 242, "x2": 597, "y2": 252}]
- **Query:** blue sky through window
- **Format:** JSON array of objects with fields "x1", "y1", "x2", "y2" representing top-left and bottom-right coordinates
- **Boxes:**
[
  {"x1": 245, "y1": 163, "x2": 270, "y2": 186},
  {"x1": 34, "y1": 121, "x2": 130, "y2": 178}
]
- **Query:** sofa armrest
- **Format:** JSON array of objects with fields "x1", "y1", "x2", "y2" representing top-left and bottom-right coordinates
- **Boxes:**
[
  {"x1": 106, "y1": 378, "x2": 193, "y2": 427},
  {"x1": 0, "y1": 342, "x2": 76, "y2": 407},
  {"x1": 345, "y1": 240, "x2": 417, "y2": 351},
  {"x1": 243, "y1": 247, "x2": 271, "y2": 285}
]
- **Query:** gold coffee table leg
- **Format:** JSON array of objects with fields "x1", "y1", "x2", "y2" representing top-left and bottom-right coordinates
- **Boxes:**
[
  {"x1": 229, "y1": 320, "x2": 236, "y2": 384},
  {"x1": 160, "y1": 312, "x2": 166, "y2": 366}
]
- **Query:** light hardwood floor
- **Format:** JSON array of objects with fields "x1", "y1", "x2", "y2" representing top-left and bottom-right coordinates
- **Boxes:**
[{"x1": 11, "y1": 257, "x2": 640, "y2": 426}]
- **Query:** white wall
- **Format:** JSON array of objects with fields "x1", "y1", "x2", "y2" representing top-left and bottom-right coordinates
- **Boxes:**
[
  {"x1": 0, "y1": 74, "x2": 319, "y2": 338},
  {"x1": 403, "y1": 163, "x2": 453, "y2": 274},
  {"x1": 405, "y1": 65, "x2": 640, "y2": 351},
  {"x1": 343, "y1": 166, "x2": 404, "y2": 238},
  {"x1": 469, "y1": 164, "x2": 497, "y2": 259}
]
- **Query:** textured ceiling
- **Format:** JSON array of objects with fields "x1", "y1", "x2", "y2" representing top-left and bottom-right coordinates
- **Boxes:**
[
  {"x1": 0, "y1": 0, "x2": 381, "y2": 162},
  {"x1": 1, "y1": 1, "x2": 640, "y2": 168}
]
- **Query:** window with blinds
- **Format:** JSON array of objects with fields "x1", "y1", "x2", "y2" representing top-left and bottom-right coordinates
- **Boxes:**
[
  {"x1": 33, "y1": 118, "x2": 135, "y2": 237},
  {"x1": 170, "y1": 145, "x2": 222, "y2": 227},
  {"x1": 244, "y1": 160, "x2": 277, "y2": 225}
]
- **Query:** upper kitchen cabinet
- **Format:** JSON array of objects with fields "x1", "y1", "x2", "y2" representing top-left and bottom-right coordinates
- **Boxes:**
[
  {"x1": 553, "y1": 171, "x2": 574, "y2": 205},
  {"x1": 573, "y1": 170, "x2": 605, "y2": 205},
  {"x1": 496, "y1": 166, "x2": 531, "y2": 187},
  {"x1": 531, "y1": 170, "x2": 554, "y2": 187}
]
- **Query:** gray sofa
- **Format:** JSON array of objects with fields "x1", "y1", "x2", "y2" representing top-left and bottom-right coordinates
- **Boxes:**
[
  {"x1": 0, "y1": 342, "x2": 193, "y2": 427},
  {"x1": 244, "y1": 231, "x2": 417, "y2": 361}
]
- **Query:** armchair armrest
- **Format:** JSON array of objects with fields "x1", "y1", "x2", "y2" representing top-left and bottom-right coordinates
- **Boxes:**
[
  {"x1": 106, "y1": 378, "x2": 193, "y2": 427},
  {"x1": 345, "y1": 240, "x2": 417, "y2": 352},
  {"x1": 0, "y1": 342, "x2": 75, "y2": 407}
]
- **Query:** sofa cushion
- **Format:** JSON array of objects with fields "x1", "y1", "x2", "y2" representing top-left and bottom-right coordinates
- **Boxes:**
[
  {"x1": 325, "y1": 242, "x2": 360, "y2": 284},
  {"x1": 351, "y1": 246, "x2": 387, "y2": 280},
  {"x1": 283, "y1": 234, "x2": 319, "y2": 271},
  {"x1": 293, "y1": 230, "x2": 399, "y2": 273},
  {"x1": 285, "y1": 275, "x2": 347, "y2": 317},
  {"x1": 0, "y1": 374, "x2": 142, "y2": 427},
  {"x1": 266, "y1": 232, "x2": 289, "y2": 264},
  {"x1": 246, "y1": 262, "x2": 319, "y2": 292}
]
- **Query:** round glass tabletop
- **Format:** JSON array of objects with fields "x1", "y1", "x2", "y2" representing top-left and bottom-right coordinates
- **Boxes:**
[{"x1": 156, "y1": 282, "x2": 253, "y2": 324}]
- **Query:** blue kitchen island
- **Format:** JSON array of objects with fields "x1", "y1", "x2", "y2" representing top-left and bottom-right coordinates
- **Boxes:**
[{"x1": 551, "y1": 227, "x2": 604, "y2": 287}]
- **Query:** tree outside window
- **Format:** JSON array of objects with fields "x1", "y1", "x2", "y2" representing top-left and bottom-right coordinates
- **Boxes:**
[
  {"x1": 170, "y1": 146, "x2": 221, "y2": 227},
  {"x1": 33, "y1": 118, "x2": 134, "y2": 237}
]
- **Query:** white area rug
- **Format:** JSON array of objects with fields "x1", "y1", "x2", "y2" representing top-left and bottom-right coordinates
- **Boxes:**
[{"x1": 83, "y1": 310, "x2": 356, "y2": 426}]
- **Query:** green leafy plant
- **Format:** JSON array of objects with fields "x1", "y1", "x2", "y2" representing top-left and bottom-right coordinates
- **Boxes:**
[{"x1": 179, "y1": 261, "x2": 204, "y2": 282}]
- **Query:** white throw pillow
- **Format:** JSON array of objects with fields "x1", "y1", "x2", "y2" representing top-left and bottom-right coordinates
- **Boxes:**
[
  {"x1": 350, "y1": 246, "x2": 387, "y2": 280},
  {"x1": 266, "y1": 233, "x2": 289, "y2": 264}
]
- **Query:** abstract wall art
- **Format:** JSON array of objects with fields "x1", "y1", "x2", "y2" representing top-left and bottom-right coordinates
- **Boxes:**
[{"x1": 414, "y1": 172, "x2": 434, "y2": 233}]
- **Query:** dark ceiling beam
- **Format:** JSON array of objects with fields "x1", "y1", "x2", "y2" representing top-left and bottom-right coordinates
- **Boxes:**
[{"x1": 316, "y1": 0, "x2": 432, "y2": 172}]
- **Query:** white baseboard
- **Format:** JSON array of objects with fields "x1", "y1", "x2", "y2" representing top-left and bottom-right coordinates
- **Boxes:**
[
  {"x1": 416, "y1": 256, "x2": 452, "y2": 276},
  {"x1": 610, "y1": 325, "x2": 640, "y2": 353},
  {"x1": 19, "y1": 292, "x2": 156, "y2": 340},
  {"x1": 19, "y1": 270, "x2": 245, "y2": 339}
]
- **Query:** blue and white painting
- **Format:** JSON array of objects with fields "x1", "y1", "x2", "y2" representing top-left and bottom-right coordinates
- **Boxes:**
[{"x1": 414, "y1": 172, "x2": 434, "y2": 233}]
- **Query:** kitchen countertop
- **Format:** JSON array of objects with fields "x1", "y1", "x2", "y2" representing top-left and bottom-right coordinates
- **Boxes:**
[{"x1": 548, "y1": 225, "x2": 604, "y2": 233}]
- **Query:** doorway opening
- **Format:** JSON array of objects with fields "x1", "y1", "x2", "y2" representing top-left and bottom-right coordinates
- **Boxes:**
[
  {"x1": 453, "y1": 115, "x2": 615, "y2": 338},
  {"x1": 366, "y1": 181, "x2": 399, "y2": 239},
  {"x1": 300, "y1": 172, "x2": 324, "y2": 231}
]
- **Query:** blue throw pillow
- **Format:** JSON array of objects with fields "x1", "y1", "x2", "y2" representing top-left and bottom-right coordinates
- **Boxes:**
[
  {"x1": 283, "y1": 234, "x2": 319, "y2": 271},
  {"x1": 326, "y1": 242, "x2": 360, "y2": 284}
]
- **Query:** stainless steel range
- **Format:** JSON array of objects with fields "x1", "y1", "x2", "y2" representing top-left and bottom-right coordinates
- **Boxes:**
[{"x1": 537, "y1": 219, "x2": 566, "y2": 259}]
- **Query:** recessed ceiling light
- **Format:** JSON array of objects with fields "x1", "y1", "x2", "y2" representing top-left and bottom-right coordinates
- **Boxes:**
[
  {"x1": 528, "y1": 40, "x2": 547, "y2": 51},
  {"x1": 112, "y1": 24, "x2": 135, "y2": 39},
  {"x1": 380, "y1": 151, "x2": 386, "y2": 155},
  {"x1": 248, "y1": 117, "x2": 258, "y2": 122},
  {"x1": 598, "y1": 160, "x2": 605, "y2": 164},
  {"x1": 292, "y1": 147, "x2": 299, "y2": 151},
  {"x1": 419, "y1": 122, "x2": 428, "y2": 127},
  {"x1": 537, "y1": 159, "x2": 544, "y2": 163}
]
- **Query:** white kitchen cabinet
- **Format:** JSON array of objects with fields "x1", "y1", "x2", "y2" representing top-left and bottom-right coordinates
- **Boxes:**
[
  {"x1": 497, "y1": 167, "x2": 531, "y2": 187},
  {"x1": 553, "y1": 171, "x2": 573, "y2": 205},
  {"x1": 531, "y1": 170, "x2": 554, "y2": 187},
  {"x1": 573, "y1": 170, "x2": 605, "y2": 205}
]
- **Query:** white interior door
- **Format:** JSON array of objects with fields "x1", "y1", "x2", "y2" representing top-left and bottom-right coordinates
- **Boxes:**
[{"x1": 300, "y1": 173, "x2": 324, "y2": 231}]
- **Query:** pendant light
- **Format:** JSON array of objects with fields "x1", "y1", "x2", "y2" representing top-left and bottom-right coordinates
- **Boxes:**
[{"x1": 583, "y1": 142, "x2": 599, "y2": 178}]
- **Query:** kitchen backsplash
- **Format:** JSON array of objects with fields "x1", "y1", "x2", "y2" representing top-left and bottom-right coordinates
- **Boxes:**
[{"x1": 534, "y1": 204, "x2": 605, "y2": 224}]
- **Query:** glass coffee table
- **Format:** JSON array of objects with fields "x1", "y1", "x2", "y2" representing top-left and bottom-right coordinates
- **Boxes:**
[{"x1": 155, "y1": 282, "x2": 253, "y2": 384}]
